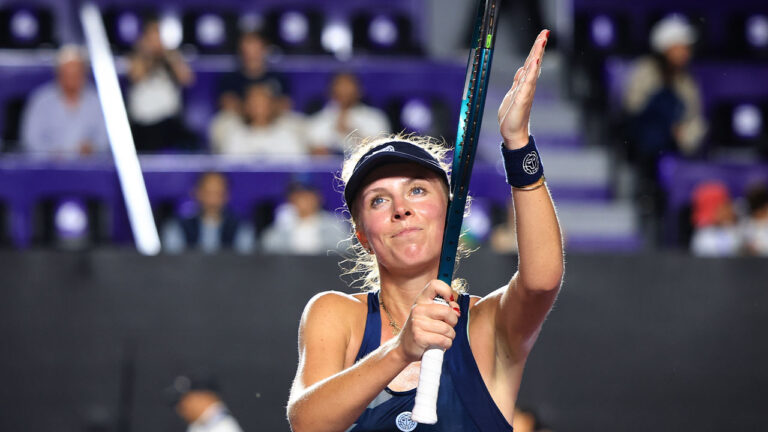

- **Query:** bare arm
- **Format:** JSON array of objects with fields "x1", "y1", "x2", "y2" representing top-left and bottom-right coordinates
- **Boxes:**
[
  {"x1": 127, "y1": 54, "x2": 150, "y2": 83},
  {"x1": 288, "y1": 283, "x2": 459, "y2": 432},
  {"x1": 164, "y1": 50, "x2": 195, "y2": 86},
  {"x1": 494, "y1": 29, "x2": 564, "y2": 358}
]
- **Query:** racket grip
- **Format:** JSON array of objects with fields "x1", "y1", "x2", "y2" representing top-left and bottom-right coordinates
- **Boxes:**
[
  {"x1": 411, "y1": 297, "x2": 449, "y2": 424},
  {"x1": 411, "y1": 347, "x2": 443, "y2": 424}
]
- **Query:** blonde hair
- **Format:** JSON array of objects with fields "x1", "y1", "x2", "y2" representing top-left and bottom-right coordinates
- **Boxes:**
[{"x1": 337, "y1": 133, "x2": 470, "y2": 293}]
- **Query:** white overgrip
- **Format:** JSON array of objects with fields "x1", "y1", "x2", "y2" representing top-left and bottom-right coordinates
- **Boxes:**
[{"x1": 411, "y1": 297, "x2": 449, "y2": 424}]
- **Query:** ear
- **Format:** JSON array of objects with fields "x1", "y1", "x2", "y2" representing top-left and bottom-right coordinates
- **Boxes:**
[{"x1": 355, "y1": 230, "x2": 373, "y2": 254}]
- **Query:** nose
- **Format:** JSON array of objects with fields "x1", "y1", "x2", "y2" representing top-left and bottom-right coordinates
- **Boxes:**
[{"x1": 392, "y1": 199, "x2": 413, "y2": 220}]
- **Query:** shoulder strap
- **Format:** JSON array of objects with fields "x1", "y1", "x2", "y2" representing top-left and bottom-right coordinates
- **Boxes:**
[
  {"x1": 445, "y1": 293, "x2": 514, "y2": 431},
  {"x1": 354, "y1": 291, "x2": 382, "y2": 362}
]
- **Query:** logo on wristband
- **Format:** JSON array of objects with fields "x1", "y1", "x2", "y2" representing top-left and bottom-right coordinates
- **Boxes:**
[{"x1": 522, "y1": 151, "x2": 540, "y2": 175}]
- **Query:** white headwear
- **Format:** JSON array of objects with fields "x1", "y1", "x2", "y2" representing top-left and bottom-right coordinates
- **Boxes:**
[
  {"x1": 56, "y1": 44, "x2": 87, "y2": 66},
  {"x1": 650, "y1": 15, "x2": 696, "y2": 53}
]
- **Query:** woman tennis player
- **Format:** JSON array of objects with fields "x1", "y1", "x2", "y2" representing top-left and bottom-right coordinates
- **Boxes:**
[{"x1": 288, "y1": 30, "x2": 562, "y2": 432}]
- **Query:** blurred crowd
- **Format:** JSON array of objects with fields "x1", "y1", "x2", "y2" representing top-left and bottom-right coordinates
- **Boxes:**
[
  {"x1": 689, "y1": 180, "x2": 768, "y2": 257},
  {"x1": 3, "y1": 7, "x2": 766, "y2": 256},
  {"x1": 19, "y1": 20, "x2": 392, "y2": 159}
]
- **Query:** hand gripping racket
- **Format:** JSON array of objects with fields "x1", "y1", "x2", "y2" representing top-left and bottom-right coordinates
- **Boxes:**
[{"x1": 411, "y1": 0, "x2": 500, "y2": 424}]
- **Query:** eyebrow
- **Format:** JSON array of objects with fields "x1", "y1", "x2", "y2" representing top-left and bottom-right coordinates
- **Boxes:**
[{"x1": 359, "y1": 177, "x2": 432, "y2": 199}]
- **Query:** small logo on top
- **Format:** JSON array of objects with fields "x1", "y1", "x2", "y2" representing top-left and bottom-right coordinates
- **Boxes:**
[{"x1": 395, "y1": 411, "x2": 418, "y2": 431}]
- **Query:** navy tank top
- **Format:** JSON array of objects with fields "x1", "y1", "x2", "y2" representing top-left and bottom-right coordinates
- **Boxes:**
[{"x1": 346, "y1": 292, "x2": 513, "y2": 432}]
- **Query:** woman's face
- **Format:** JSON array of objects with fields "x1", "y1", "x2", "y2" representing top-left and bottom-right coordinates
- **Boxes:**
[{"x1": 354, "y1": 163, "x2": 448, "y2": 275}]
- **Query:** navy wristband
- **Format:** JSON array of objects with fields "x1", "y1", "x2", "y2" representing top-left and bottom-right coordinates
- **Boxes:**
[{"x1": 500, "y1": 135, "x2": 544, "y2": 187}]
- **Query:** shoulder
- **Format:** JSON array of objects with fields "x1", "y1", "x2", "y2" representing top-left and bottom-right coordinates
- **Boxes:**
[
  {"x1": 298, "y1": 291, "x2": 368, "y2": 349},
  {"x1": 28, "y1": 82, "x2": 57, "y2": 105},
  {"x1": 300, "y1": 290, "x2": 366, "y2": 324},
  {"x1": 464, "y1": 293, "x2": 483, "y2": 309},
  {"x1": 466, "y1": 289, "x2": 505, "y2": 326}
]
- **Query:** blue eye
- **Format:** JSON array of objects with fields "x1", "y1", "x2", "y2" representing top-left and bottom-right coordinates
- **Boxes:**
[
  {"x1": 371, "y1": 196, "x2": 385, "y2": 207},
  {"x1": 411, "y1": 186, "x2": 425, "y2": 195}
]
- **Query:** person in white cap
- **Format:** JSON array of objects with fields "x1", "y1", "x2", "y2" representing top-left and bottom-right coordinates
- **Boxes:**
[
  {"x1": 623, "y1": 15, "x2": 707, "y2": 170},
  {"x1": 20, "y1": 45, "x2": 109, "y2": 157}
]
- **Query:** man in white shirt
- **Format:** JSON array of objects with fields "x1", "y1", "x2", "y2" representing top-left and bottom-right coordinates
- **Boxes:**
[
  {"x1": 305, "y1": 72, "x2": 390, "y2": 155},
  {"x1": 20, "y1": 45, "x2": 108, "y2": 156}
]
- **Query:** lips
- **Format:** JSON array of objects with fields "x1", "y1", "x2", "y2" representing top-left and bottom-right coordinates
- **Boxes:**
[{"x1": 393, "y1": 227, "x2": 422, "y2": 238}]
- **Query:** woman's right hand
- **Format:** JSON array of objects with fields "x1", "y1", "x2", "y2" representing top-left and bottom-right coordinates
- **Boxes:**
[{"x1": 395, "y1": 280, "x2": 461, "y2": 362}]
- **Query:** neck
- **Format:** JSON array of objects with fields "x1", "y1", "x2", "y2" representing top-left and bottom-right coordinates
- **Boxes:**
[
  {"x1": 62, "y1": 90, "x2": 80, "y2": 105},
  {"x1": 243, "y1": 62, "x2": 265, "y2": 77},
  {"x1": 201, "y1": 210, "x2": 222, "y2": 223},
  {"x1": 378, "y1": 262, "x2": 439, "y2": 317}
]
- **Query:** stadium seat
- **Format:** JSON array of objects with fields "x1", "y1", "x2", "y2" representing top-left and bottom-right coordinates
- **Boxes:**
[{"x1": 0, "y1": 4, "x2": 56, "y2": 49}]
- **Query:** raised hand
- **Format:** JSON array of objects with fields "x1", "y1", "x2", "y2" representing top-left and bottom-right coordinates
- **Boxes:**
[{"x1": 498, "y1": 29, "x2": 550, "y2": 150}]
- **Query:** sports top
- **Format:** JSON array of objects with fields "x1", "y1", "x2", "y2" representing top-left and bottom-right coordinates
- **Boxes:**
[{"x1": 345, "y1": 292, "x2": 513, "y2": 432}]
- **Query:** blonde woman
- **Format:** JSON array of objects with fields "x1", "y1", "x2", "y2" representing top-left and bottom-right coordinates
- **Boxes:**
[{"x1": 288, "y1": 30, "x2": 562, "y2": 432}]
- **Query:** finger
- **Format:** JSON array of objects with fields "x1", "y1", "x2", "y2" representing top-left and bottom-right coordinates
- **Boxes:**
[
  {"x1": 411, "y1": 303, "x2": 460, "y2": 330},
  {"x1": 522, "y1": 29, "x2": 549, "y2": 73},
  {"x1": 412, "y1": 316, "x2": 457, "y2": 339},
  {"x1": 411, "y1": 318, "x2": 457, "y2": 350},
  {"x1": 511, "y1": 67, "x2": 525, "y2": 92},
  {"x1": 498, "y1": 67, "x2": 525, "y2": 121},
  {"x1": 417, "y1": 279, "x2": 453, "y2": 304}
]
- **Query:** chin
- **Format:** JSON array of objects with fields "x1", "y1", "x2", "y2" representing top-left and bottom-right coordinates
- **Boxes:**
[{"x1": 389, "y1": 244, "x2": 440, "y2": 272}]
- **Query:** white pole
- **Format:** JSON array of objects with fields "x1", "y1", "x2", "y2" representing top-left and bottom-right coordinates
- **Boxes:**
[{"x1": 80, "y1": 3, "x2": 161, "y2": 255}]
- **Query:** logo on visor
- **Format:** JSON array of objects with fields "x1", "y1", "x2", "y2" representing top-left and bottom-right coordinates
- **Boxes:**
[{"x1": 363, "y1": 145, "x2": 396, "y2": 161}]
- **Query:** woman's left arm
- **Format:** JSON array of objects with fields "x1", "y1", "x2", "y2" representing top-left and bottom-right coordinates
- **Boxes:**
[{"x1": 494, "y1": 29, "x2": 564, "y2": 358}]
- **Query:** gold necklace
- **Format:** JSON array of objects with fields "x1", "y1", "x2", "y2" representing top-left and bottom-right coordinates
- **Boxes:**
[{"x1": 378, "y1": 291, "x2": 401, "y2": 336}]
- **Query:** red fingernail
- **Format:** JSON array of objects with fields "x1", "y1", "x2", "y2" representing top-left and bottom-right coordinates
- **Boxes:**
[
  {"x1": 546, "y1": 30, "x2": 551, "y2": 38},
  {"x1": 450, "y1": 295, "x2": 455, "y2": 302},
  {"x1": 453, "y1": 307, "x2": 460, "y2": 313}
]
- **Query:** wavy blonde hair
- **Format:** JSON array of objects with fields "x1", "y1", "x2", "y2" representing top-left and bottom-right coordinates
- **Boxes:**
[{"x1": 338, "y1": 133, "x2": 471, "y2": 293}]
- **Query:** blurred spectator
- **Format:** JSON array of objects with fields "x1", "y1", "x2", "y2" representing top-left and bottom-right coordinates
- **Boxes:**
[
  {"x1": 209, "y1": 30, "x2": 290, "y2": 151},
  {"x1": 20, "y1": 45, "x2": 108, "y2": 157},
  {"x1": 690, "y1": 181, "x2": 742, "y2": 257},
  {"x1": 167, "y1": 373, "x2": 243, "y2": 432},
  {"x1": 127, "y1": 17, "x2": 196, "y2": 152},
  {"x1": 216, "y1": 84, "x2": 308, "y2": 157},
  {"x1": 623, "y1": 16, "x2": 707, "y2": 177},
  {"x1": 305, "y1": 72, "x2": 390, "y2": 155},
  {"x1": 742, "y1": 183, "x2": 768, "y2": 256},
  {"x1": 162, "y1": 172, "x2": 255, "y2": 254},
  {"x1": 218, "y1": 30, "x2": 288, "y2": 114},
  {"x1": 489, "y1": 199, "x2": 519, "y2": 254},
  {"x1": 261, "y1": 180, "x2": 349, "y2": 254}
]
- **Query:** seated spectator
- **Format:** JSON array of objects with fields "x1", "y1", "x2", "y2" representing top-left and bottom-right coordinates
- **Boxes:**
[
  {"x1": 209, "y1": 30, "x2": 290, "y2": 151},
  {"x1": 622, "y1": 16, "x2": 707, "y2": 178},
  {"x1": 20, "y1": 45, "x2": 108, "y2": 157},
  {"x1": 216, "y1": 84, "x2": 308, "y2": 157},
  {"x1": 305, "y1": 72, "x2": 391, "y2": 155},
  {"x1": 162, "y1": 172, "x2": 255, "y2": 254},
  {"x1": 489, "y1": 199, "x2": 519, "y2": 254},
  {"x1": 690, "y1": 181, "x2": 742, "y2": 257},
  {"x1": 261, "y1": 180, "x2": 349, "y2": 254},
  {"x1": 166, "y1": 373, "x2": 243, "y2": 432},
  {"x1": 742, "y1": 183, "x2": 768, "y2": 256},
  {"x1": 127, "y1": 17, "x2": 196, "y2": 152}
]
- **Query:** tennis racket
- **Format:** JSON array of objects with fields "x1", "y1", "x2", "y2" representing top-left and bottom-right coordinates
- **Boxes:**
[{"x1": 411, "y1": 0, "x2": 500, "y2": 424}]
